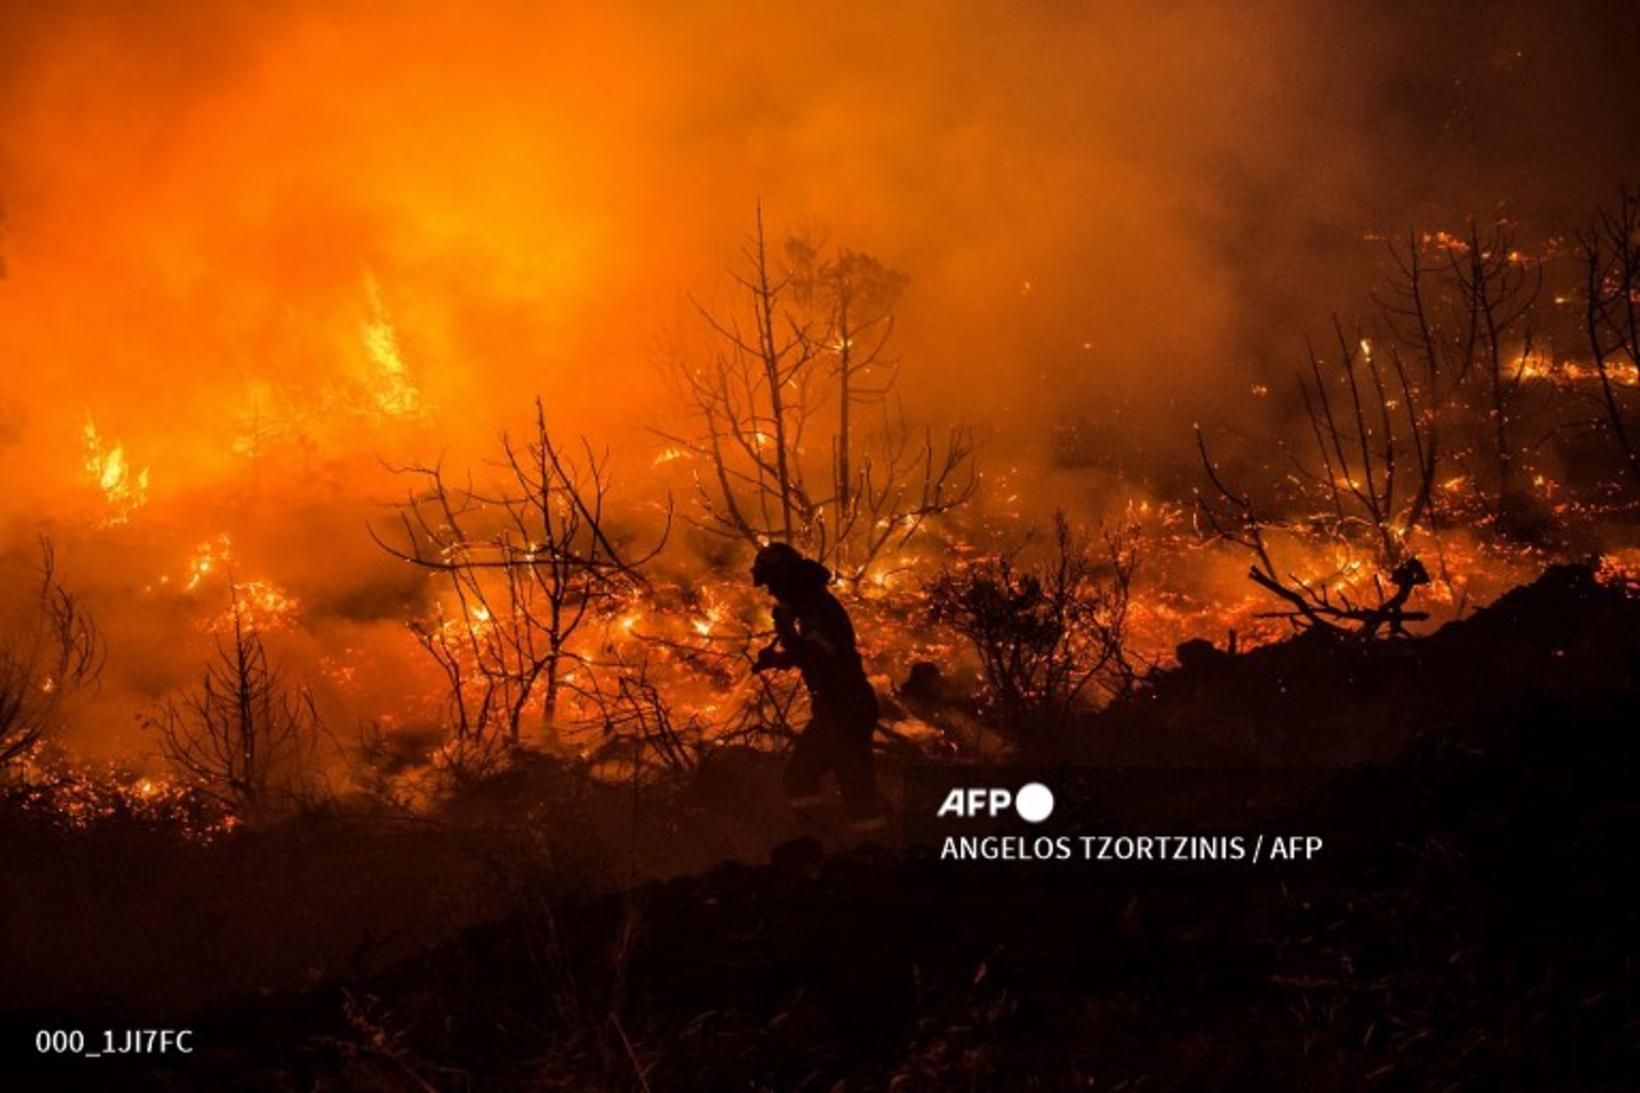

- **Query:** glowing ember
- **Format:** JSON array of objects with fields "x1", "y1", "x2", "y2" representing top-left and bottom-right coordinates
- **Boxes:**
[
  {"x1": 201, "y1": 579, "x2": 299, "y2": 633},
  {"x1": 184, "y1": 535, "x2": 234, "y2": 592}
]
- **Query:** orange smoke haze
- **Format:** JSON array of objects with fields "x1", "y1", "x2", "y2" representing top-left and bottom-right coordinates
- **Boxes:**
[{"x1": 1, "y1": 1, "x2": 1637, "y2": 755}]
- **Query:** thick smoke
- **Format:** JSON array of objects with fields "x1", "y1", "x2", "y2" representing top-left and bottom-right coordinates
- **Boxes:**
[{"x1": 1, "y1": 0, "x2": 1636, "y2": 753}]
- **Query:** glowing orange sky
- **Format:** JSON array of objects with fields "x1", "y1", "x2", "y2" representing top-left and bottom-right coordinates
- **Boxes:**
[{"x1": 4, "y1": 1, "x2": 1634, "y2": 523}]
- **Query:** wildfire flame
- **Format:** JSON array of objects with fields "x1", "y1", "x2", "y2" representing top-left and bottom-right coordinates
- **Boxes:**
[
  {"x1": 361, "y1": 273, "x2": 423, "y2": 419},
  {"x1": 185, "y1": 535, "x2": 234, "y2": 592},
  {"x1": 81, "y1": 417, "x2": 150, "y2": 525}
]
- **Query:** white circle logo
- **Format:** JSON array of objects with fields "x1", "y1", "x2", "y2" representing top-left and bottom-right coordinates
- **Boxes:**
[{"x1": 1015, "y1": 782, "x2": 1054, "y2": 823}]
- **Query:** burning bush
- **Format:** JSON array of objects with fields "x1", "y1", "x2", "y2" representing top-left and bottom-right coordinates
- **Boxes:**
[
  {"x1": 373, "y1": 397, "x2": 670, "y2": 776},
  {"x1": 927, "y1": 514, "x2": 1138, "y2": 750},
  {"x1": 577, "y1": 650, "x2": 709, "y2": 783}
]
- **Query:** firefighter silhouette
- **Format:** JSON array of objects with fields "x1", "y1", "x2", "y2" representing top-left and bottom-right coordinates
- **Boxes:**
[{"x1": 750, "y1": 542, "x2": 886, "y2": 831}]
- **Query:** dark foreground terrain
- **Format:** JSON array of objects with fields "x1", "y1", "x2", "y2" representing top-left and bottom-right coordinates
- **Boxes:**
[{"x1": 5, "y1": 566, "x2": 1639, "y2": 1090}]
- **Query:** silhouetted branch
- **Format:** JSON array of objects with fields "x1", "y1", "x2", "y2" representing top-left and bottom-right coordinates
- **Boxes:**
[
  {"x1": 374, "y1": 399, "x2": 669, "y2": 761},
  {"x1": 0, "y1": 538, "x2": 104, "y2": 770}
]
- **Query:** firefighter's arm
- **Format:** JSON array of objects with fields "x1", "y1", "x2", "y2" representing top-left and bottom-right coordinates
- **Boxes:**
[
  {"x1": 772, "y1": 605, "x2": 798, "y2": 642},
  {"x1": 754, "y1": 606, "x2": 803, "y2": 673},
  {"x1": 752, "y1": 642, "x2": 797, "y2": 673}
]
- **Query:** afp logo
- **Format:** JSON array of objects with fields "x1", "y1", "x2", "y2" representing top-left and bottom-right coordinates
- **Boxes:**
[{"x1": 937, "y1": 781, "x2": 1055, "y2": 823}]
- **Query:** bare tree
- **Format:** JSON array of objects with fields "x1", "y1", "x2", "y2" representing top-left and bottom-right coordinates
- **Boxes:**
[
  {"x1": 928, "y1": 514, "x2": 1137, "y2": 747},
  {"x1": 1191, "y1": 222, "x2": 1559, "y2": 636},
  {"x1": 1375, "y1": 223, "x2": 1547, "y2": 525},
  {"x1": 374, "y1": 399, "x2": 669, "y2": 760},
  {"x1": 0, "y1": 539, "x2": 103, "y2": 772},
  {"x1": 1292, "y1": 319, "x2": 1439, "y2": 566},
  {"x1": 1196, "y1": 427, "x2": 1431, "y2": 638},
  {"x1": 787, "y1": 241, "x2": 904, "y2": 537},
  {"x1": 1444, "y1": 223, "x2": 1544, "y2": 521},
  {"x1": 144, "y1": 592, "x2": 318, "y2": 815},
  {"x1": 665, "y1": 208, "x2": 975, "y2": 582},
  {"x1": 1375, "y1": 231, "x2": 1465, "y2": 518},
  {"x1": 1578, "y1": 185, "x2": 1640, "y2": 486}
]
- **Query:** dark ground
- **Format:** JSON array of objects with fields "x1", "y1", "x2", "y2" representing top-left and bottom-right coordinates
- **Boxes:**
[{"x1": 4, "y1": 565, "x2": 1638, "y2": 1090}]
